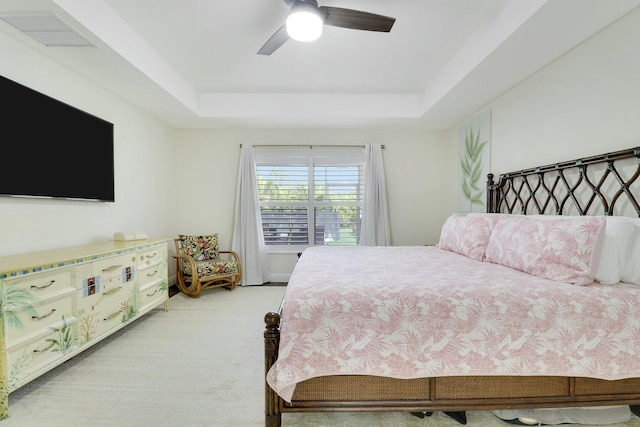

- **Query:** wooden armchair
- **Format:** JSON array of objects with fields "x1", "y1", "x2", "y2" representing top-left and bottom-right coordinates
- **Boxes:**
[{"x1": 173, "y1": 234, "x2": 242, "y2": 298}]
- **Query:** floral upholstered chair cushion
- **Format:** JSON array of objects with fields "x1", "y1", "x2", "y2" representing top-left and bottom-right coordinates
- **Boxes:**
[
  {"x1": 179, "y1": 258, "x2": 239, "y2": 277},
  {"x1": 178, "y1": 234, "x2": 219, "y2": 261}
]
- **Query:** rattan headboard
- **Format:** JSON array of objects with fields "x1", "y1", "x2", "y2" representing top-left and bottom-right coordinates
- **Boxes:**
[{"x1": 487, "y1": 146, "x2": 640, "y2": 217}]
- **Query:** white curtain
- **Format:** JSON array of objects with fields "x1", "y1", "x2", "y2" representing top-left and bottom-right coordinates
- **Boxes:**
[
  {"x1": 360, "y1": 143, "x2": 391, "y2": 246},
  {"x1": 231, "y1": 144, "x2": 270, "y2": 285}
]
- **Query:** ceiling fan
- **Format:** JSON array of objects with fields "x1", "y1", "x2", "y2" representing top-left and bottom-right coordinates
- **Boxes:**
[{"x1": 257, "y1": 0, "x2": 396, "y2": 55}]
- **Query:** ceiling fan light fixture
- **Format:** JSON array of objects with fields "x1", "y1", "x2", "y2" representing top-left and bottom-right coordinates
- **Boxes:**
[{"x1": 286, "y1": 3, "x2": 323, "y2": 42}]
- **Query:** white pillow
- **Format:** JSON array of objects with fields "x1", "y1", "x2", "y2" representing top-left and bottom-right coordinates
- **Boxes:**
[
  {"x1": 594, "y1": 217, "x2": 637, "y2": 284},
  {"x1": 615, "y1": 217, "x2": 640, "y2": 284}
]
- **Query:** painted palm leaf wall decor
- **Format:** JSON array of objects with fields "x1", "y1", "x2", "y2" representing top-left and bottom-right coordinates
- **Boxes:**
[{"x1": 460, "y1": 126, "x2": 489, "y2": 208}]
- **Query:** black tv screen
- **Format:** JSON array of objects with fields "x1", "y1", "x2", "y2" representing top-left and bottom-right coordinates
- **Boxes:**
[{"x1": 1, "y1": 75, "x2": 115, "y2": 202}]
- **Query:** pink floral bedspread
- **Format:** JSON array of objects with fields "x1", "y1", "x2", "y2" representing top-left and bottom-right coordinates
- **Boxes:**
[{"x1": 266, "y1": 246, "x2": 640, "y2": 402}]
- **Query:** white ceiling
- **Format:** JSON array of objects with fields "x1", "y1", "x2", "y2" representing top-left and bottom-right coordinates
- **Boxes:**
[{"x1": 1, "y1": 0, "x2": 639, "y2": 129}]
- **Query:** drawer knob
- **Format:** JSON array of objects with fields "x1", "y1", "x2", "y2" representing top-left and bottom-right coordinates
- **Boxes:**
[{"x1": 102, "y1": 264, "x2": 122, "y2": 272}]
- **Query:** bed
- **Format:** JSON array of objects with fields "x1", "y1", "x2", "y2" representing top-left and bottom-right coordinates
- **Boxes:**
[{"x1": 263, "y1": 146, "x2": 640, "y2": 427}]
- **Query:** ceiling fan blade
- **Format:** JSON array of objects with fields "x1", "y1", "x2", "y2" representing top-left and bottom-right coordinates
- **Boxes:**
[
  {"x1": 319, "y1": 6, "x2": 395, "y2": 32},
  {"x1": 257, "y1": 24, "x2": 289, "y2": 55}
]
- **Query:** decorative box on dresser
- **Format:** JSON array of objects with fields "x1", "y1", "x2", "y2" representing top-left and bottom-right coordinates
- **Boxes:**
[{"x1": 0, "y1": 238, "x2": 169, "y2": 419}]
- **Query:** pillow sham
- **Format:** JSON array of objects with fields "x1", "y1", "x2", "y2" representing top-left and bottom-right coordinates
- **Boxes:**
[
  {"x1": 484, "y1": 216, "x2": 606, "y2": 285},
  {"x1": 526, "y1": 215, "x2": 629, "y2": 285},
  {"x1": 527, "y1": 215, "x2": 639, "y2": 285},
  {"x1": 436, "y1": 214, "x2": 501, "y2": 261}
]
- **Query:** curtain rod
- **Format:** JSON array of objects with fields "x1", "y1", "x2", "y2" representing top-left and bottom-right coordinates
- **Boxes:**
[{"x1": 240, "y1": 144, "x2": 384, "y2": 149}]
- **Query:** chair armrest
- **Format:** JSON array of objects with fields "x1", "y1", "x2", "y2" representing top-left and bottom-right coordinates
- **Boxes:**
[{"x1": 219, "y1": 250, "x2": 242, "y2": 280}]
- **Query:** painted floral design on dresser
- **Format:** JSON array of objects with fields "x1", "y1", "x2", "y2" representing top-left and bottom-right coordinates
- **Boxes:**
[
  {"x1": 159, "y1": 279, "x2": 169, "y2": 294},
  {"x1": 46, "y1": 315, "x2": 74, "y2": 353},
  {"x1": 0, "y1": 280, "x2": 39, "y2": 330},
  {"x1": 7, "y1": 350, "x2": 30, "y2": 393},
  {"x1": 78, "y1": 306, "x2": 99, "y2": 345},
  {"x1": 121, "y1": 288, "x2": 138, "y2": 323}
]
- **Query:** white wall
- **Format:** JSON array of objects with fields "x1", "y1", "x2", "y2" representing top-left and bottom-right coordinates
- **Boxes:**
[
  {"x1": 174, "y1": 129, "x2": 456, "y2": 280},
  {"x1": 0, "y1": 33, "x2": 178, "y2": 258},
  {"x1": 461, "y1": 7, "x2": 640, "y2": 175}
]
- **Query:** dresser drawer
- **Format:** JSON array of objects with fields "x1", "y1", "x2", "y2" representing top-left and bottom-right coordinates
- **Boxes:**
[
  {"x1": 7, "y1": 318, "x2": 77, "y2": 392},
  {"x1": 138, "y1": 278, "x2": 168, "y2": 312},
  {"x1": 4, "y1": 269, "x2": 74, "y2": 301},
  {"x1": 138, "y1": 261, "x2": 167, "y2": 287},
  {"x1": 138, "y1": 245, "x2": 166, "y2": 269},
  {"x1": 5, "y1": 292, "x2": 75, "y2": 345},
  {"x1": 92, "y1": 253, "x2": 137, "y2": 282}
]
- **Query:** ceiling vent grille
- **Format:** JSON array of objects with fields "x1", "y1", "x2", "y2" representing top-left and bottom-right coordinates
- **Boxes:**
[{"x1": 0, "y1": 14, "x2": 93, "y2": 47}]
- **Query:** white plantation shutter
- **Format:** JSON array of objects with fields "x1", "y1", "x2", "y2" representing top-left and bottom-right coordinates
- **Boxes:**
[
  {"x1": 257, "y1": 163, "x2": 309, "y2": 245},
  {"x1": 255, "y1": 146, "x2": 364, "y2": 248},
  {"x1": 314, "y1": 165, "x2": 363, "y2": 245}
]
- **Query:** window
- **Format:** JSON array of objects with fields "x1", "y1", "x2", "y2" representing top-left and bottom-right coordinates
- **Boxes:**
[{"x1": 255, "y1": 146, "x2": 364, "y2": 248}]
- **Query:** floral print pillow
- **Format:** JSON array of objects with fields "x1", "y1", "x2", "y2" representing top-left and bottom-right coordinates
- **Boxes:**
[
  {"x1": 436, "y1": 214, "x2": 502, "y2": 261},
  {"x1": 179, "y1": 234, "x2": 219, "y2": 261},
  {"x1": 484, "y1": 216, "x2": 606, "y2": 285}
]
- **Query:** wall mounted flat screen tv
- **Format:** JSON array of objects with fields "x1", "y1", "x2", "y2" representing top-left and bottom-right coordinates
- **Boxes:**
[{"x1": 1, "y1": 75, "x2": 115, "y2": 202}]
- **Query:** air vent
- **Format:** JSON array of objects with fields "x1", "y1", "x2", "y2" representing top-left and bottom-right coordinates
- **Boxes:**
[{"x1": 0, "y1": 14, "x2": 93, "y2": 47}]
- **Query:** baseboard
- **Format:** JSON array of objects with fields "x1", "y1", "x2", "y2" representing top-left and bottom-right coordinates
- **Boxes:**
[{"x1": 268, "y1": 274, "x2": 291, "y2": 283}]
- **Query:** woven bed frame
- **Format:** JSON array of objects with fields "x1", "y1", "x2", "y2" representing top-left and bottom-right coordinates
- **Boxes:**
[{"x1": 264, "y1": 146, "x2": 640, "y2": 427}]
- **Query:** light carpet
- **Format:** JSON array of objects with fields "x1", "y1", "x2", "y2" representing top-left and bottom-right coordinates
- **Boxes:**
[{"x1": 3, "y1": 286, "x2": 640, "y2": 427}]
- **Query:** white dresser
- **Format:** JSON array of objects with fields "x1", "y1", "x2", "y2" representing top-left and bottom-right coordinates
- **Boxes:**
[{"x1": 0, "y1": 239, "x2": 169, "y2": 397}]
